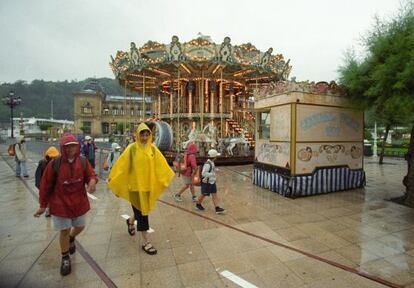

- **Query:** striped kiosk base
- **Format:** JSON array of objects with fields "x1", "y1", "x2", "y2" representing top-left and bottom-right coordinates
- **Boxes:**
[{"x1": 253, "y1": 163, "x2": 366, "y2": 197}]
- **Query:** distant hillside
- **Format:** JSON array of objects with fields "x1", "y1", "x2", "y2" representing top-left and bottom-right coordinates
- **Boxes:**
[{"x1": 0, "y1": 78, "x2": 123, "y2": 122}]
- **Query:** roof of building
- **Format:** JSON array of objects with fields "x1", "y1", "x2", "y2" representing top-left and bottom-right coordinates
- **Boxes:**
[{"x1": 81, "y1": 79, "x2": 104, "y2": 93}]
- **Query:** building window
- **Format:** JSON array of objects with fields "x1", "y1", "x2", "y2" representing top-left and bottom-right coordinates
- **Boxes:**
[
  {"x1": 112, "y1": 107, "x2": 118, "y2": 115},
  {"x1": 103, "y1": 107, "x2": 109, "y2": 115},
  {"x1": 102, "y1": 122, "x2": 109, "y2": 134},
  {"x1": 82, "y1": 121, "x2": 92, "y2": 134},
  {"x1": 82, "y1": 102, "x2": 92, "y2": 114},
  {"x1": 130, "y1": 108, "x2": 134, "y2": 115},
  {"x1": 258, "y1": 111, "x2": 270, "y2": 139}
]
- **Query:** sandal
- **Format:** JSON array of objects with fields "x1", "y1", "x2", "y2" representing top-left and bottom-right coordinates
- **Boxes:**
[
  {"x1": 142, "y1": 242, "x2": 157, "y2": 255},
  {"x1": 126, "y1": 218, "x2": 135, "y2": 236}
]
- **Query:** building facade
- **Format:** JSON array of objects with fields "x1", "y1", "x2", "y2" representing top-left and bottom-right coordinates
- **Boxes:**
[{"x1": 73, "y1": 80, "x2": 151, "y2": 137}]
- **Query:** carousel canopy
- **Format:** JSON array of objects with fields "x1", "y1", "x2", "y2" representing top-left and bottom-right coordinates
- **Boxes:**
[{"x1": 110, "y1": 34, "x2": 292, "y2": 91}]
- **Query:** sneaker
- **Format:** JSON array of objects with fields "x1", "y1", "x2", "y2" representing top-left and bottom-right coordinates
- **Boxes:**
[
  {"x1": 195, "y1": 203, "x2": 205, "y2": 211},
  {"x1": 69, "y1": 241, "x2": 76, "y2": 254},
  {"x1": 45, "y1": 208, "x2": 50, "y2": 218},
  {"x1": 192, "y1": 195, "x2": 198, "y2": 202},
  {"x1": 23, "y1": 175, "x2": 29, "y2": 178},
  {"x1": 60, "y1": 258, "x2": 71, "y2": 276},
  {"x1": 215, "y1": 207, "x2": 226, "y2": 214},
  {"x1": 173, "y1": 194, "x2": 183, "y2": 202}
]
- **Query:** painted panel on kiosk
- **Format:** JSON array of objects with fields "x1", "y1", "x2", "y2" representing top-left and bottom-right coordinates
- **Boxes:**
[
  {"x1": 296, "y1": 105, "x2": 363, "y2": 142},
  {"x1": 295, "y1": 142, "x2": 363, "y2": 174},
  {"x1": 270, "y1": 105, "x2": 291, "y2": 141},
  {"x1": 256, "y1": 139, "x2": 290, "y2": 168}
]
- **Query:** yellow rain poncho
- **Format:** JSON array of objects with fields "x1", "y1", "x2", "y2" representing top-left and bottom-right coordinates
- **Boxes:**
[{"x1": 108, "y1": 123, "x2": 174, "y2": 215}]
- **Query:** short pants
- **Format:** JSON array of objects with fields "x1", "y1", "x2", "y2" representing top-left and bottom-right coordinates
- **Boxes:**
[
  {"x1": 201, "y1": 182, "x2": 217, "y2": 196},
  {"x1": 182, "y1": 175, "x2": 192, "y2": 185},
  {"x1": 52, "y1": 213, "x2": 87, "y2": 231}
]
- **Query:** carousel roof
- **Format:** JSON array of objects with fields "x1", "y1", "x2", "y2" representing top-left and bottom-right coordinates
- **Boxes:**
[{"x1": 110, "y1": 35, "x2": 292, "y2": 87}]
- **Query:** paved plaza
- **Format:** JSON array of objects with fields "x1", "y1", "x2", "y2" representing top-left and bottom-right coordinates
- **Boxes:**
[{"x1": 1, "y1": 144, "x2": 414, "y2": 287}]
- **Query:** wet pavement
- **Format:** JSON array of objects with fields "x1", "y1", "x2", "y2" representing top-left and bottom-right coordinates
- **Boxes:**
[{"x1": 1, "y1": 142, "x2": 413, "y2": 287}]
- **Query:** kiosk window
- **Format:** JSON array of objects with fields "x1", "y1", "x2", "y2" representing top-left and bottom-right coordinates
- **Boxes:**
[{"x1": 258, "y1": 112, "x2": 270, "y2": 139}]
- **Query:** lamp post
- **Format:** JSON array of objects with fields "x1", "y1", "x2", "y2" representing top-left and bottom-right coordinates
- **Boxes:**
[{"x1": 2, "y1": 90, "x2": 21, "y2": 138}]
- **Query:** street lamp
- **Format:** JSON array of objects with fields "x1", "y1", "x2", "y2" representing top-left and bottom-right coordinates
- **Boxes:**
[{"x1": 2, "y1": 90, "x2": 21, "y2": 138}]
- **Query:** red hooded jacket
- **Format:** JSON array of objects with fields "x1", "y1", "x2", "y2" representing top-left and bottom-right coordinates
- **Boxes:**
[
  {"x1": 182, "y1": 143, "x2": 198, "y2": 177},
  {"x1": 39, "y1": 133, "x2": 98, "y2": 218}
]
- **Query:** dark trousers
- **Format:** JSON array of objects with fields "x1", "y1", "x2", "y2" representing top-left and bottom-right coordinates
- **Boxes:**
[{"x1": 131, "y1": 205, "x2": 149, "y2": 231}]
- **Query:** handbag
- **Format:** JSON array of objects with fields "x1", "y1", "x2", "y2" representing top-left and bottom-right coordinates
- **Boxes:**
[
  {"x1": 191, "y1": 166, "x2": 201, "y2": 186},
  {"x1": 102, "y1": 158, "x2": 109, "y2": 171}
]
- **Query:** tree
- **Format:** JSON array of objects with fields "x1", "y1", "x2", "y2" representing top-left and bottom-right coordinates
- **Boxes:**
[
  {"x1": 39, "y1": 123, "x2": 53, "y2": 131},
  {"x1": 0, "y1": 77, "x2": 124, "y2": 122},
  {"x1": 338, "y1": 3, "x2": 414, "y2": 206},
  {"x1": 116, "y1": 122, "x2": 130, "y2": 135}
]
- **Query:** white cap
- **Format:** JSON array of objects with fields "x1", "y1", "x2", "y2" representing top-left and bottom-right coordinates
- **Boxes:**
[
  {"x1": 64, "y1": 141, "x2": 79, "y2": 146},
  {"x1": 207, "y1": 149, "x2": 220, "y2": 158},
  {"x1": 85, "y1": 135, "x2": 92, "y2": 140}
]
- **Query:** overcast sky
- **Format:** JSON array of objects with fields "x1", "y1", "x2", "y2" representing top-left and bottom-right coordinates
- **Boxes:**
[{"x1": 0, "y1": 0, "x2": 403, "y2": 84}]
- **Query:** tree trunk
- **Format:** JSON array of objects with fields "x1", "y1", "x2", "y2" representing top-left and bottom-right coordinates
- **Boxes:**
[
  {"x1": 404, "y1": 123, "x2": 414, "y2": 207},
  {"x1": 379, "y1": 124, "x2": 390, "y2": 165}
]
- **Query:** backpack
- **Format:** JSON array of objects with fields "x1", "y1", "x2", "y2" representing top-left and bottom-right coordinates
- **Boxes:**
[
  {"x1": 45, "y1": 156, "x2": 88, "y2": 193},
  {"x1": 8, "y1": 144, "x2": 16, "y2": 156},
  {"x1": 173, "y1": 153, "x2": 187, "y2": 174},
  {"x1": 192, "y1": 161, "x2": 212, "y2": 186},
  {"x1": 35, "y1": 159, "x2": 48, "y2": 189}
]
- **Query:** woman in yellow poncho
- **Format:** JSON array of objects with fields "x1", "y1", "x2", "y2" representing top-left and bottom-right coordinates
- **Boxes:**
[{"x1": 108, "y1": 122, "x2": 174, "y2": 255}]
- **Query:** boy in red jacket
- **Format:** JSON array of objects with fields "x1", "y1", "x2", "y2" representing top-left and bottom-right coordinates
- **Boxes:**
[{"x1": 34, "y1": 133, "x2": 97, "y2": 276}]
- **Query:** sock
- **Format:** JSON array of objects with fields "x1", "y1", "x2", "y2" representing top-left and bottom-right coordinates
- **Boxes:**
[{"x1": 62, "y1": 250, "x2": 70, "y2": 260}]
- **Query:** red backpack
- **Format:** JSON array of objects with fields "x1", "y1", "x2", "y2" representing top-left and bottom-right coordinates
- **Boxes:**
[{"x1": 8, "y1": 144, "x2": 16, "y2": 156}]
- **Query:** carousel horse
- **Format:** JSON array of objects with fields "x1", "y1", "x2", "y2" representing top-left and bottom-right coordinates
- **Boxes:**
[{"x1": 218, "y1": 137, "x2": 250, "y2": 156}]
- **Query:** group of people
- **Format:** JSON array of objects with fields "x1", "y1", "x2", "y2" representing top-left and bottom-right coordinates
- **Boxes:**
[
  {"x1": 30, "y1": 122, "x2": 225, "y2": 277},
  {"x1": 173, "y1": 142, "x2": 225, "y2": 214}
]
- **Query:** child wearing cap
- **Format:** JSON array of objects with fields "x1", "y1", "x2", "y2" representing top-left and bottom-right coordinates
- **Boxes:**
[
  {"x1": 107, "y1": 142, "x2": 122, "y2": 171},
  {"x1": 34, "y1": 146, "x2": 60, "y2": 217},
  {"x1": 195, "y1": 149, "x2": 225, "y2": 214}
]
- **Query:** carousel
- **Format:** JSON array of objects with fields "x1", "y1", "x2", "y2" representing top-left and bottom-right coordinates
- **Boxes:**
[{"x1": 110, "y1": 34, "x2": 291, "y2": 162}]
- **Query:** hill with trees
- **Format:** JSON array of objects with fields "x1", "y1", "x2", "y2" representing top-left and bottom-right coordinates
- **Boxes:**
[{"x1": 0, "y1": 78, "x2": 123, "y2": 122}]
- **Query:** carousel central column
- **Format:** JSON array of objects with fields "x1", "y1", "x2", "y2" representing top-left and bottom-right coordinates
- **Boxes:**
[
  {"x1": 169, "y1": 82, "x2": 173, "y2": 118},
  {"x1": 229, "y1": 83, "x2": 234, "y2": 119},
  {"x1": 219, "y1": 68, "x2": 223, "y2": 138},
  {"x1": 188, "y1": 81, "x2": 193, "y2": 116},
  {"x1": 177, "y1": 69, "x2": 180, "y2": 151},
  {"x1": 142, "y1": 71, "x2": 146, "y2": 121},
  {"x1": 157, "y1": 90, "x2": 161, "y2": 119},
  {"x1": 210, "y1": 80, "x2": 215, "y2": 115},
  {"x1": 205, "y1": 79, "x2": 209, "y2": 114},
  {"x1": 200, "y1": 71, "x2": 204, "y2": 130},
  {"x1": 243, "y1": 92, "x2": 246, "y2": 119}
]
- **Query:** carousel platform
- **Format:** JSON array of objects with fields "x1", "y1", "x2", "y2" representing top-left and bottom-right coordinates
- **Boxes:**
[{"x1": 164, "y1": 151, "x2": 254, "y2": 166}]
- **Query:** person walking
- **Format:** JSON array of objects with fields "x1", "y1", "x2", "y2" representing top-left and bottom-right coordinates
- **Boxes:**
[
  {"x1": 107, "y1": 142, "x2": 122, "y2": 171},
  {"x1": 34, "y1": 146, "x2": 60, "y2": 217},
  {"x1": 108, "y1": 123, "x2": 174, "y2": 255},
  {"x1": 81, "y1": 135, "x2": 96, "y2": 168},
  {"x1": 173, "y1": 142, "x2": 198, "y2": 202},
  {"x1": 34, "y1": 133, "x2": 97, "y2": 276},
  {"x1": 195, "y1": 149, "x2": 225, "y2": 214},
  {"x1": 15, "y1": 136, "x2": 29, "y2": 178}
]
